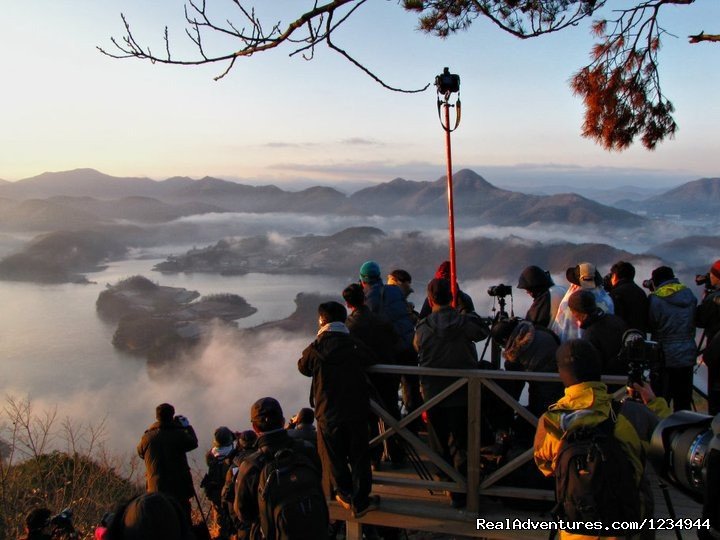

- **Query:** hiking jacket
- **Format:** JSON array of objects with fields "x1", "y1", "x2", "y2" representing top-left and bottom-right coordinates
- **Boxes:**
[
  {"x1": 525, "y1": 285, "x2": 567, "y2": 328},
  {"x1": 503, "y1": 321, "x2": 559, "y2": 373},
  {"x1": 365, "y1": 281, "x2": 415, "y2": 350},
  {"x1": 233, "y1": 429, "x2": 321, "y2": 540},
  {"x1": 414, "y1": 307, "x2": 488, "y2": 408},
  {"x1": 552, "y1": 284, "x2": 614, "y2": 342},
  {"x1": 298, "y1": 328, "x2": 376, "y2": 425},
  {"x1": 648, "y1": 281, "x2": 698, "y2": 368},
  {"x1": 581, "y1": 310, "x2": 629, "y2": 375},
  {"x1": 137, "y1": 420, "x2": 198, "y2": 500},
  {"x1": 346, "y1": 304, "x2": 398, "y2": 363},
  {"x1": 609, "y1": 278, "x2": 649, "y2": 334},
  {"x1": 534, "y1": 382, "x2": 671, "y2": 540}
]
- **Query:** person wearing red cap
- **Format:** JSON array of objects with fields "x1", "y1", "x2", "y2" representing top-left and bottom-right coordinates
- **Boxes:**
[{"x1": 696, "y1": 259, "x2": 720, "y2": 414}]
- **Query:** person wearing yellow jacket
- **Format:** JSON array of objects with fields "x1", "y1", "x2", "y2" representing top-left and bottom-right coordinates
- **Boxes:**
[{"x1": 534, "y1": 339, "x2": 671, "y2": 540}]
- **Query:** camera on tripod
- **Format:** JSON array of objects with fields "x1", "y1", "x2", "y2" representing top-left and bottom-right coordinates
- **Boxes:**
[
  {"x1": 619, "y1": 329, "x2": 663, "y2": 393},
  {"x1": 487, "y1": 283, "x2": 512, "y2": 298},
  {"x1": 435, "y1": 67, "x2": 460, "y2": 95}
]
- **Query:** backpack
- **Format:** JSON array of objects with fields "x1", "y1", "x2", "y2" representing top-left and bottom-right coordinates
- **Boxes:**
[
  {"x1": 553, "y1": 403, "x2": 641, "y2": 533},
  {"x1": 255, "y1": 445, "x2": 329, "y2": 540},
  {"x1": 201, "y1": 452, "x2": 233, "y2": 505}
]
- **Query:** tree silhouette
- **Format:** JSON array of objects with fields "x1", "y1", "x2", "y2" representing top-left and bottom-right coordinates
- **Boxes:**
[{"x1": 99, "y1": 0, "x2": 717, "y2": 150}]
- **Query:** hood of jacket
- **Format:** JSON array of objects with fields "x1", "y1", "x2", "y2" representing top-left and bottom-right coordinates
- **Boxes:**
[
  {"x1": 425, "y1": 306, "x2": 465, "y2": 338},
  {"x1": 548, "y1": 381, "x2": 612, "y2": 432},
  {"x1": 652, "y1": 283, "x2": 696, "y2": 307},
  {"x1": 504, "y1": 321, "x2": 535, "y2": 362}
]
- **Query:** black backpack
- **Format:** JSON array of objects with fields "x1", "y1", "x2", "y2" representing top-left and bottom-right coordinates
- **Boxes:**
[
  {"x1": 255, "y1": 445, "x2": 329, "y2": 540},
  {"x1": 201, "y1": 452, "x2": 233, "y2": 505},
  {"x1": 553, "y1": 403, "x2": 641, "y2": 534}
]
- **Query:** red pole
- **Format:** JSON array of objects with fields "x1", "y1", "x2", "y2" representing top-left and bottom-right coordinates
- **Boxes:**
[{"x1": 443, "y1": 102, "x2": 458, "y2": 308}]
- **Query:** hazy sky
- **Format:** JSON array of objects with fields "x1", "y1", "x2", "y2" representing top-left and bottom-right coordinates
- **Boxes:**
[{"x1": 2, "y1": 1, "x2": 718, "y2": 188}]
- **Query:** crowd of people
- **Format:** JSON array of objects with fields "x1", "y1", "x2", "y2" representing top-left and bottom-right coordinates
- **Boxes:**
[{"x1": 20, "y1": 258, "x2": 720, "y2": 540}]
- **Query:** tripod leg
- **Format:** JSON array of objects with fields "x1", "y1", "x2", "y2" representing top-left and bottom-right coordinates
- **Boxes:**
[{"x1": 659, "y1": 481, "x2": 683, "y2": 540}]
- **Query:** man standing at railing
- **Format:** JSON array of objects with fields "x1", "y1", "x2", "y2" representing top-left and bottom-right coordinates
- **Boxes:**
[{"x1": 414, "y1": 278, "x2": 489, "y2": 508}]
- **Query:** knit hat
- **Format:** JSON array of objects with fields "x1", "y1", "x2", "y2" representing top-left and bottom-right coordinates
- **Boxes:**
[
  {"x1": 427, "y1": 278, "x2": 452, "y2": 305},
  {"x1": 251, "y1": 397, "x2": 284, "y2": 428},
  {"x1": 568, "y1": 289, "x2": 597, "y2": 314},
  {"x1": 710, "y1": 260, "x2": 720, "y2": 280},
  {"x1": 434, "y1": 261, "x2": 451, "y2": 280},
  {"x1": 213, "y1": 426, "x2": 234, "y2": 448},
  {"x1": 359, "y1": 260, "x2": 381, "y2": 283},
  {"x1": 651, "y1": 266, "x2": 675, "y2": 288}
]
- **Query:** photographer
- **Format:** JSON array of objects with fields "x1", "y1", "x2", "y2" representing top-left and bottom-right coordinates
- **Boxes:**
[
  {"x1": 608, "y1": 260, "x2": 649, "y2": 334},
  {"x1": 20, "y1": 508, "x2": 77, "y2": 540},
  {"x1": 516, "y1": 265, "x2": 566, "y2": 328},
  {"x1": 137, "y1": 402, "x2": 198, "y2": 522},
  {"x1": 696, "y1": 260, "x2": 720, "y2": 415},
  {"x1": 647, "y1": 266, "x2": 698, "y2": 411}
]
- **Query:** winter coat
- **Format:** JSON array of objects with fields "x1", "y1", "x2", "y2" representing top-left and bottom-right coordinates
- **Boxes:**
[
  {"x1": 502, "y1": 321, "x2": 563, "y2": 415},
  {"x1": 503, "y1": 321, "x2": 559, "y2": 373},
  {"x1": 580, "y1": 309, "x2": 629, "y2": 375},
  {"x1": 365, "y1": 281, "x2": 415, "y2": 350},
  {"x1": 609, "y1": 278, "x2": 649, "y2": 334},
  {"x1": 533, "y1": 382, "x2": 671, "y2": 540},
  {"x1": 552, "y1": 284, "x2": 614, "y2": 342},
  {"x1": 696, "y1": 288, "x2": 720, "y2": 342},
  {"x1": 648, "y1": 281, "x2": 698, "y2": 368},
  {"x1": 298, "y1": 328, "x2": 376, "y2": 425},
  {"x1": 137, "y1": 420, "x2": 198, "y2": 500},
  {"x1": 413, "y1": 307, "x2": 488, "y2": 408},
  {"x1": 346, "y1": 304, "x2": 398, "y2": 363},
  {"x1": 233, "y1": 429, "x2": 322, "y2": 537},
  {"x1": 525, "y1": 285, "x2": 567, "y2": 328}
]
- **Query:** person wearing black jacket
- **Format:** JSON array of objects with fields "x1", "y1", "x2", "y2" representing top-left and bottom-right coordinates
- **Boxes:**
[
  {"x1": 297, "y1": 301, "x2": 380, "y2": 518},
  {"x1": 608, "y1": 261, "x2": 649, "y2": 334},
  {"x1": 137, "y1": 403, "x2": 198, "y2": 522},
  {"x1": 696, "y1": 260, "x2": 720, "y2": 415},
  {"x1": 568, "y1": 289, "x2": 628, "y2": 376},
  {"x1": 233, "y1": 398, "x2": 327, "y2": 540}
]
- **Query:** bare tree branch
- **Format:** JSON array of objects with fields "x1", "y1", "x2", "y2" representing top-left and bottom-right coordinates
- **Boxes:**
[{"x1": 689, "y1": 31, "x2": 720, "y2": 43}]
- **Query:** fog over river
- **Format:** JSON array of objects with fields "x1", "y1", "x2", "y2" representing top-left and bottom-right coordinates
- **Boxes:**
[{"x1": 0, "y1": 234, "x2": 708, "y2": 468}]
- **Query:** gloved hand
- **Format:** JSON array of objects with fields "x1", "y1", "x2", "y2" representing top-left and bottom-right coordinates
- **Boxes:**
[{"x1": 174, "y1": 415, "x2": 190, "y2": 427}]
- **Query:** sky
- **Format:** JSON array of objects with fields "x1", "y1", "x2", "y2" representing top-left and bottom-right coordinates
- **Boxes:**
[{"x1": 2, "y1": 1, "x2": 718, "y2": 189}]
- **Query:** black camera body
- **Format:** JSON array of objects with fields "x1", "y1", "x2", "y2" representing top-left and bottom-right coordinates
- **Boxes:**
[
  {"x1": 487, "y1": 283, "x2": 512, "y2": 298},
  {"x1": 49, "y1": 509, "x2": 76, "y2": 538},
  {"x1": 641, "y1": 278, "x2": 655, "y2": 291},
  {"x1": 696, "y1": 273, "x2": 711, "y2": 287},
  {"x1": 623, "y1": 338, "x2": 663, "y2": 389},
  {"x1": 435, "y1": 67, "x2": 460, "y2": 95}
]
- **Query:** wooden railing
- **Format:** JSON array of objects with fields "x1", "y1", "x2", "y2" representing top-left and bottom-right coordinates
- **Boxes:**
[{"x1": 365, "y1": 364, "x2": 628, "y2": 513}]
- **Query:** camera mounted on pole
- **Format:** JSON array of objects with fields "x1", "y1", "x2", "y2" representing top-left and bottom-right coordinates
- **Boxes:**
[{"x1": 436, "y1": 67, "x2": 461, "y2": 132}]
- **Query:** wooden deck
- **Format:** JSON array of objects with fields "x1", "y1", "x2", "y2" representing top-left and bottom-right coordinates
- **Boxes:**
[
  {"x1": 330, "y1": 365, "x2": 707, "y2": 539},
  {"x1": 331, "y1": 464, "x2": 702, "y2": 539}
]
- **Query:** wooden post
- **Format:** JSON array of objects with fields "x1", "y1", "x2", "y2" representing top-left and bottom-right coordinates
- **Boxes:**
[
  {"x1": 346, "y1": 520, "x2": 362, "y2": 539},
  {"x1": 467, "y1": 376, "x2": 482, "y2": 513}
]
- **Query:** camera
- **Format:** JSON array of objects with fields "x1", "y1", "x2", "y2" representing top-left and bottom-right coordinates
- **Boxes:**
[
  {"x1": 649, "y1": 412, "x2": 720, "y2": 537},
  {"x1": 435, "y1": 67, "x2": 460, "y2": 95},
  {"x1": 602, "y1": 272, "x2": 613, "y2": 293},
  {"x1": 49, "y1": 509, "x2": 77, "y2": 538},
  {"x1": 487, "y1": 284, "x2": 512, "y2": 298},
  {"x1": 641, "y1": 278, "x2": 654, "y2": 291},
  {"x1": 696, "y1": 273, "x2": 710, "y2": 287},
  {"x1": 619, "y1": 330, "x2": 663, "y2": 394}
]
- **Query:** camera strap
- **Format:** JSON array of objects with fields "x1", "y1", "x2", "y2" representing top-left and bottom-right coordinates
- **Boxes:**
[{"x1": 437, "y1": 98, "x2": 462, "y2": 132}]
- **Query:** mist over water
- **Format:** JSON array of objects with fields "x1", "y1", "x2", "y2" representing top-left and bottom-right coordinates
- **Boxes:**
[{"x1": 0, "y1": 213, "x2": 712, "y2": 464}]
